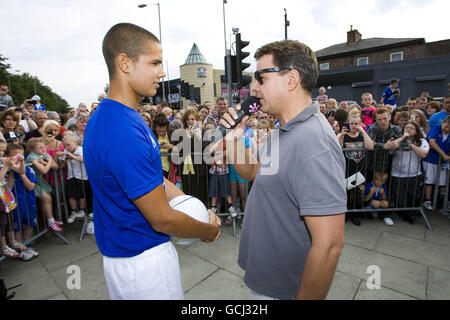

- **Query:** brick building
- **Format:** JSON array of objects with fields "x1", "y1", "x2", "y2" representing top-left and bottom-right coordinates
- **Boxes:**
[{"x1": 313, "y1": 27, "x2": 450, "y2": 104}]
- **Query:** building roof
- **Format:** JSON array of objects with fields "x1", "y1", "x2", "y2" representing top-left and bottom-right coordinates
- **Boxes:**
[
  {"x1": 315, "y1": 37, "x2": 424, "y2": 59},
  {"x1": 184, "y1": 43, "x2": 208, "y2": 64}
]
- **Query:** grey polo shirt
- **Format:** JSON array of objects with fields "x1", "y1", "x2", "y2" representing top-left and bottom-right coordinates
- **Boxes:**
[{"x1": 238, "y1": 102, "x2": 347, "y2": 300}]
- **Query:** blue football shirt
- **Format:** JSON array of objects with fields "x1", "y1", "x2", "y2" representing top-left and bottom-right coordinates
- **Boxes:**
[
  {"x1": 83, "y1": 99, "x2": 168, "y2": 257},
  {"x1": 424, "y1": 124, "x2": 450, "y2": 165}
]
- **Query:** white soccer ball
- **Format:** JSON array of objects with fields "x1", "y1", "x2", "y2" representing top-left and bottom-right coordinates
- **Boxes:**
[{"x1": 169, "y1": 195, "x2": 209, "y2": 245}]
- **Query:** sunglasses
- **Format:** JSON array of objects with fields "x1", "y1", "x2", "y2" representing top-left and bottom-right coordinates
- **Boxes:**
[{"x1": 254, "y1": 67, "x2": 293, "y2": 85}]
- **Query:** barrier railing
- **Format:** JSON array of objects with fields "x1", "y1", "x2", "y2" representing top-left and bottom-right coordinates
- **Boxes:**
[
  {"x1": 162, "y1": 151, "x2": 249, "y2": 237},
  {"x1": 1, "y1": 166, "x2": 70, "y2": 263},
  {"x1": 343, "y1": 147, "x2": 434, "y2": 230}
]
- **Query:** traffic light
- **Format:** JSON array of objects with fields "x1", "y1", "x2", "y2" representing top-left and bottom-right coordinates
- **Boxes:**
[
  {"x1": 235, "y1": 33, "x2": 250, "y2": 89},
  {"x1": 180, "y1": 81, "x2": 190, "y2": 98}
]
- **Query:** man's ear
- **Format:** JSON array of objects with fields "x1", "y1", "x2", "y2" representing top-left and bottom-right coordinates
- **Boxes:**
[
  {"x1": 116, "y1": 53, "x2": 130, "y2": 74},
  {"x1": 288, "y1": 69, "x2": 301, "y2": 91}
]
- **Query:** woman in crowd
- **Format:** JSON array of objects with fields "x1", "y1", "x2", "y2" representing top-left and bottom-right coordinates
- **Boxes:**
[
  {"x1": 72, "y1": 112, "x2": 89, "y2": 146},
  {"x1": 140, "y1": 112, "x2": 152, "y2": 128},
  {"x1": 0, "y1": 109, "x2": 19, "y2": 135},
  {"x1": 390, "y1": 120, "x2": 429, "y2": 224},
  {"x1": 152, "y1": 113, "x2": 174, "y2": 179},
  {"x1": 337, "y1": 114, "x2": 374, "y2": 225},
  {"x1": 172, "y1": 109, "x2": 208, "y2": 205},
  {"x1": 198, "y1": 105, "x2": 210, "y2": 126},
  {"x1": 410, "y1": 109, "x2": 430, "y2": 136},
  {"x1": 347, "y1": 107, "x2": 366, "y2": 131}
]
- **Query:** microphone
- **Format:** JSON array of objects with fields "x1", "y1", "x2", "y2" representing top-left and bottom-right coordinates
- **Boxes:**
[{"x1": 215, "y1": 96, "x2": 261, "y2": 140}]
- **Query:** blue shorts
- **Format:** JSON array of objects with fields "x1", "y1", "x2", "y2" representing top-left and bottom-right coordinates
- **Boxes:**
[
  {"x1": 208, "y1": 174, "x2": 231, "y2": 198},
  {"x1": 13, "y1": 206, "x2": 37, "y2": 232},
  {"x1": 229, "y1": 164, "x2": 245, "y2": 184}
]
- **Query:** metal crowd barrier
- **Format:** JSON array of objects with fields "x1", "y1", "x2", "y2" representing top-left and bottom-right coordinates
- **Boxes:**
[
  {"x1": 0, "y1": 166, "x2": 70, "y2": 264},
  {"x1": 343, "y1": 147, "x2": 434, "y2": 230},
  {"x1": 162, "y1": 151, "x2": 250, "y2": 237}
]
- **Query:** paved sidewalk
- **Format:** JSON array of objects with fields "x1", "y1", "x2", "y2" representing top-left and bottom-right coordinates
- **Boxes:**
[{"x1": 0, "y1": 210, "x2": 449, "y2": 300}]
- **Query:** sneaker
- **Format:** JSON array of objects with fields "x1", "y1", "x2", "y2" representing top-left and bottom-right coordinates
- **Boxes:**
[
  {"x1": 48, "y1": 222, "x2": 64, "y2": 233},
  {"x1": 224, "y1": 216, "x2": 233, "y2": 226},
  {"x1": 77, "y1": 210, "x2": 86, "y2": 218},
  {"x1": 19, "y1": 249, "x2": 35, "y2": 261},
  {"x1": 67, "y1": 211, "x2": 78, "y2": 224},
  {"x1": 423, "y1": 200, "x2": 432, "y2": 210},
  {"x1": 228, "y1": 206, "x2": 237, "y2": 218},
  {"x1": 88, "y1": 213, "x2": 94, "y2": 219},
  {"x1": 383, "y1": 217, "x2": 394, "y2": 226},
  {"x1": 55, "y1": 220, "x2": 63, "y2": 226},
  {"x1": 26, "y1": 247, "x2": 39, "y2": 257},
  {"x1": 86, "y1": 221, "x2": 95, "y2": 235},
  {"x1": 440, "y1": 208, "x2": 449, "y2": 216}
]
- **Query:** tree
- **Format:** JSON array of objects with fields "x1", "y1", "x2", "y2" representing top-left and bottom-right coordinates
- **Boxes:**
[{"x1": 0, "y1": 54, "x2": 69, "y2": 114}]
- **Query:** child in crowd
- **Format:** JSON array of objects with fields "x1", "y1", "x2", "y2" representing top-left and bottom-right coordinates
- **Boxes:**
[
  {"x1": 397, "y1": 111, "x2": 410, "y2": 130},
  {"x1": 7, "y1": 143, "x2": 40, "y2": 259},
  {"x1": 316, "y1": 86, "x2": 328, "y2": 103},
  {"x1": 0, "y1": 140, "x2": 24, "y2": 258},
  {"x1": 364, "y1": 171, "x2": 391, "y2": 225},
  {"x1": 25, "y1": 138, "x2": 63, "y2": 232},
  {"x1": 208, "y1": 138, "x2": 236, "y2": 226},
  {"x1": 361, "y1": 93, "x2": 377, "y2": 127},
  {"x1": 422, "y1": 116, "x2": 450, "y2": 210},
  {"x1": 61, "y1": 134, "x2": 90, "y2": 223},
  {"x1": 67, "y1": 124, "x2": 77, "y2": 133},
  {"x1": 257, "y1": 119, "x2": 270, "y2": 146}
]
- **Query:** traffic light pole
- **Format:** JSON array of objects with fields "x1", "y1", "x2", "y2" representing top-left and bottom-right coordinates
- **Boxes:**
[{"x1": 226, "y1": 49, "x2": 233, "y2": 108}]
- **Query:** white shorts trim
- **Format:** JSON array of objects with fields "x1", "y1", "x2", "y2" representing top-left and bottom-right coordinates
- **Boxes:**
[
  {"x1": 424, "y1": 162, "x2": 448, "y2": 186},
  {"x1": 103, "y1": 241, "x2": 184, "y2": 300},
  {"x1": 250, "y1": 289, "x2": 278, "y2": 300}
]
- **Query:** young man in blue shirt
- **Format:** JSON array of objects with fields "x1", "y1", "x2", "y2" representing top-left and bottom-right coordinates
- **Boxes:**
[
  {"x1": 83, "y1": 23, "x2": 221, "y2": 300},
  {"x1": 423, "y1": 115, "x2": 450, "y2": 210},
  {"x1": 380, "y1": 78, "x2": 400, "y2": 108},
  {"x1": 428, "y1": 94, "x2": 450, "y2": 128}
]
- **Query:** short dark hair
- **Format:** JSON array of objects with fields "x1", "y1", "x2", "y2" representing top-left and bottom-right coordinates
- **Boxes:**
[
  {"x1": 152, "y1": 113, "x2": 170, "y2": 134},
  {"x1": 390, "y1": 78, "x2": 399, "y2": 84},
  {"x1": 254, "y1": 40, "x2": 318, "y2": 93},
  {"x1": 6, "y1": 143, "x2": 24, "y2": 156},
  {"x1": 102, "y1": 23, "x2": 159, "y2": 80}
]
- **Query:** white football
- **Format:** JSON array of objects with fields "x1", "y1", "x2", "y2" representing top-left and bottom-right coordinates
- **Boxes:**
[{"x1": 169, "y1": 195, "x2": 209, "y2": 245}]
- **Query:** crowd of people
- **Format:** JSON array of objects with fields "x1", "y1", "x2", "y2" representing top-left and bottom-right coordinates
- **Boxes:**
[
  {"x1": 0, "y1": 80, "x2": 449, "y2": 261},
  {"x1": 0, "y1": 88, "x2": 93, "y2": 261}
]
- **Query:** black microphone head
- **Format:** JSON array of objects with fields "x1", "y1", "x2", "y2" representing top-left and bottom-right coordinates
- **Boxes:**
[{"x1": 240, "y1": 96, "x2": 261, "y2": 116}]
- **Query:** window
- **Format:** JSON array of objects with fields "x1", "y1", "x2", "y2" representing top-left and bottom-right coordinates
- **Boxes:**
[
  {"x1": 319, "y1": 63, "x2": 329, "y2": 71},
  {"x1": 390, "y1": 52, "x2": 403, "y2": 62},
  {"x1": 357, "y1": 57, "x2": 369, "y2": 66}
]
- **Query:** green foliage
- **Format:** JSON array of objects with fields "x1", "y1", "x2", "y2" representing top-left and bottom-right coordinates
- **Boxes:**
[{"x1": 0, "y1": 54, "x2": 69, "y2": 114}]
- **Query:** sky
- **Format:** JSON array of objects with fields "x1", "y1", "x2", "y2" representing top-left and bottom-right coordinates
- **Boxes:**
[{"x1": 1, "y1": 0, "x2": 449, "y2": 108}]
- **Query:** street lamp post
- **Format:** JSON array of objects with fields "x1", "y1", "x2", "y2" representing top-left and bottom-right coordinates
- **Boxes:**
[
  {"x1": 223, "y1": 0, "x2": 233, "y2": 107},
  {"x1": 138, "y1": 3, "x2": 166, "y2": 101},
  {"x1": 284, "y1": 8, "x2": 290, "y2": 40}
]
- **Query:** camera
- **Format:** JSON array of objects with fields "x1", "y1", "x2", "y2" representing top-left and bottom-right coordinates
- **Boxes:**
[
  {"x1": 47, "y1": 130, "x2": 53, "y2": 136},
  {"x1": 344, "y1": 122, "x2": 350, "y2": 131}
]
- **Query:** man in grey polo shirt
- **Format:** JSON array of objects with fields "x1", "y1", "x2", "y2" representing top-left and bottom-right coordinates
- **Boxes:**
[{"x1": 221, "y1": 40, "x2": 346, "y2": 300}]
